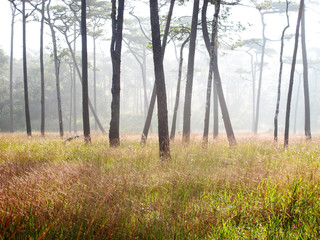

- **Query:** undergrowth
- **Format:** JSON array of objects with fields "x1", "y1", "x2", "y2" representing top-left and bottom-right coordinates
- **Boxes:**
[{"x1": 0, "y1": 133, "x2": 320, "y2": 239}]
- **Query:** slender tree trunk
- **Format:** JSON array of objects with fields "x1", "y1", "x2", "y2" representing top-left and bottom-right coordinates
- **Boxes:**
[
  {"x1": 182, "y1": 0, "x2": 200, "y2": 143},
  {"x1": 213, "y1": 44, "x2": 219, "y2": 139},
  {"x1": 73, "y1": 21, "x2": 77, "y2": 133},
  {"x1": 170, "y1": 37, "x2": 189, "y2": 141},
  {"x1": 202, "y1": 0, "x2": 217, "y2": 143},
  {"x1": 47, "y1": 6, "x2": 64, "y2": 137},
  {"x1": 140, "y1": 0, "x2": 175, "y2": 145},
  {"x1": 62, "y1": 32, "x2": 106, "y2": 134},
  {"x1": 254, "y1": 12, "x2": 266, "y2": 134},
  {"x1": 40, "y1": 0, "x2": 45, "y2": 136},
  {"x1": 301, "y1": 4, "x2": 311, "y2": 140},
  {"x1": 274, "y1": 0, "x2": 289, "y2": 142},
  {"x1": 284, "y1": 0, "x2": 304, "y2": 147},
  {"x1": 69, "y1": 64, "x2": 73, "y2": 133},
  {"x1": 211, "y1": 0, "x2": 236, "y2": 146},
  {"x1": 81, "y1": 0, "x2": 91, "y2": 143},
  {"x1": 150, "y1": 0, "x2": 170, "y2": 159},
  {"x1": 22, "y1": 0, "x2": 32, "y2": 137},
  {"x1": 93, "y1": 36, "x2": 97, "y2": 131},
  {"x1": 124, "y1": 40, "x2": 148, "y2": 118},
  {"x1": 294, "y1": 73, "x2": 302, "y2": 134},
  {"x1": 109, "y1": 0, "x2": 124, "y2": 147},
  {"x1": 9, "y1": 6, "x2": 16, "y2": 133}
]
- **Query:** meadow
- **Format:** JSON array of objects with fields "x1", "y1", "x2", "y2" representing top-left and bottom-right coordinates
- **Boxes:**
[{"x1": 0, "y1": 133, "x2": 320, "y2": 239}]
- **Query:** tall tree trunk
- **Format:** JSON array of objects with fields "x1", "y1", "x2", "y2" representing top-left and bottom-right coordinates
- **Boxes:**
[
  {"x1": 9, "y1": 5, "x2": 16, "y2": 133},
  {"x1": 22, "y1": 0, "x2": 32, "y2": 137},
  {"x1": 249, "y1": 52, "x2": 256, "y2": 133},
  {"x1": 93, "y1": 36, "x2": 97, "y2": 131},
  {"x1": 69, "y1": 64, "x2": 73, "y2": 133},
  {"x1": 170, "y1": 36, "x2": 189, "y2": 141},
  {"x1": 294, "y1": 73, "x2": 302, "y2": 134},
  {"x1": 182, "y1": 0, "x2": 200, "y2": 143},
  {"x1": 81, "y1": 0, "x2": 91, "y2": 143},
  {"x1": 109, "y1": 0, "x2": 124, "y2": 147},
  {"x1": 149, "y1": 0, "x2": 170, "y2": 159},
  {"x1": 254, "y1": 12, "x2": 266, "y2": 134},
  {"x1": 124, "y1": 40, "x2": 149, "y2": 118},
  {"x1": 301, "y1": 4, "x2": 311, "y2": 140},
  {"x1": 202, "y1": 0, "x2": 218, "y2": 143},
  {"x1": 40, "y1": 0, "x2": 45, "y2": 136},
  {"x1": 284, "y1": 0, "x2": 304, "y2": 147},
  {"x1": 274, "y1": 0, "x2": 289, "y2": 142},
  {"x1": 73, "y1": 21, "x2": 77, "y2": 133},
  {"x1": 62, "y1": 31, "x2": 106, "y2": 135},
  {"x1": 140, "y1": 0, "x2": 175, "y2": 145},
  {"x1": 211, "y1": 0, "x2": 236, "y2": 146},
  {"x1": 213, "y1": 43, "x2": 219, "y2": 139},
  {"x1": 47, "y1": 2, "x2": 64, "y2": 137}
]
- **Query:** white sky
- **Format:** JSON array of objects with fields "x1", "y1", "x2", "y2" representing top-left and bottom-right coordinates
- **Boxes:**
[{"x1": 0, "y1": 0, "x2": 319, "y2": 58}]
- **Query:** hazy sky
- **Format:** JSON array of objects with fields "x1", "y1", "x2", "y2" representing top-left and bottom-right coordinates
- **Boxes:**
[{"x1": 1, "y1": 0, "x2": 319, "y2": 57}]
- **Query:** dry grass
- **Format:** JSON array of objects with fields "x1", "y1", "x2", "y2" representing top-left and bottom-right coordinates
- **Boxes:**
[{"x1": 0, "y1": 133, "x2": 320, "y2": 239}]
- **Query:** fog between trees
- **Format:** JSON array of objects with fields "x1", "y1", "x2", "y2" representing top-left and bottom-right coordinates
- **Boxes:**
[{"x1": 0, "y1": 0, "x2": 319, "y2": 140}]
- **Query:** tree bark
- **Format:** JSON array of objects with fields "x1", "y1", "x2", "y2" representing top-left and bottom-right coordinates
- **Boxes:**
[
  {"x1": 81, "y1": 0, "x2": 91, "y2": 143},
  {"x1": 150, "y1": 0, "x2": 170, "y2": 159},
  {"x1": 170, "y1": 36, "x2": 189, "y2": 141},
  {"x1": 182, "y1": 0, "x2": 200, "y2": 143},
  {"x1": 301, "y1": 4, "x2": 311, "y2": 140},
  {"x1": 284, "y1": 0, "x2": 304, "y2": 147},
  {"x1": 140, "y1": 0, "x2": 175, "y2": 145},
  {"x1": 274, "y1": 0, "x2": 289, "y2": 142},
  {"x1": 22, "y1": 0, "x2": 32, "y2": 137},
  {"x1": 109, "y1": 0, "x2": 124, "y2": 147}
]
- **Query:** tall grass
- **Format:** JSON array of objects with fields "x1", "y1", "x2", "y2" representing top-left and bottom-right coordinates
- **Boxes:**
[{"x1": 0, "y1": 133, "x2": 320, "y2": 239}]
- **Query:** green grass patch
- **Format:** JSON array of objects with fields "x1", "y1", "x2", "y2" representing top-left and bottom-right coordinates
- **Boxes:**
[{"x1": 0, "y1": 134, "x2": 320, "y2": 239}]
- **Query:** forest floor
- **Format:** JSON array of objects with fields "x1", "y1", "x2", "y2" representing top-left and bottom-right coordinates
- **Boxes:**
[{"x1": 0, "y1": 132, "x2": 320, "y2": 239}]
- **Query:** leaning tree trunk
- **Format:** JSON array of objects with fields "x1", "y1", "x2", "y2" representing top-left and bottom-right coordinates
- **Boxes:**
[
  {"x1": 211, "y1": 0, "x2": 236, "y2": 146},
  {"x1": 109, "y1": 0, "x2": 124, "y2": 147},
  {"x1": 301, "y1": 4, "x2": 311, "y2": 140},
  {"x1": 254, "y1": 12, "x2": 266, "y2": 134},
  {"x1": 9, "y1": 5, "x2": 16, "y2": 133},
  {"x1": 149, "y1": 0, "x2": 170, "y2": 159},
  {"x1": 81, "y1": 0, "x2": 91, "y2": 143},
  {"x1": 274, "y1": 0, "x2": 289, "y2": 142},
  {"x1": 182, "y1": 0, "x2": 200, "y2": 143},
  {"x1": 40, "y1": 0, "x2": 45, "y2": 136},
  {"x1": 22, "y1": 0, "x2": 32, "y2": 137},
  {"x1": 140, "y1": 0, "x2": 175, "y2": 145},
  {"x1": 284, "y1": 0, "x2": 304, "y2": 147},
  {"x1": 170, "y1": 36, "x2": 189, "y2": 141}
]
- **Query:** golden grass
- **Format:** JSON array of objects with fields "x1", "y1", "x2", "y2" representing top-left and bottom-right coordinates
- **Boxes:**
[{"x1": 0, "y1": 133, "x2": 320, "y2": 239}]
